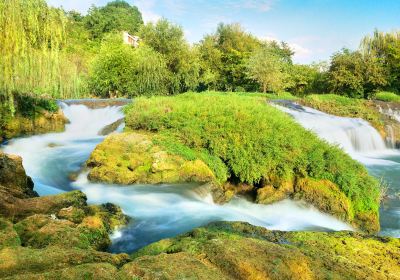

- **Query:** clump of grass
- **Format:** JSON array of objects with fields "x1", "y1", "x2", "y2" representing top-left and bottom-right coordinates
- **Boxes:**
[
  {"x1": 374, "y1": 91, "x2": 400, "y2": 102},
  {"x1": 124, "y1": 92, "x2": 380, "y2": 218}
]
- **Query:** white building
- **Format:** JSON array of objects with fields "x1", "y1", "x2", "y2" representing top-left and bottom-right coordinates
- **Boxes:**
[{"x1": 123, "y1": 31, "x2": 139, "y2": 48}]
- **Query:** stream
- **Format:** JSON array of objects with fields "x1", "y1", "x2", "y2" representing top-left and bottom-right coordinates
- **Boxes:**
[{"x1": 1, "y1": 101, "x2": 399, "y2": 253}]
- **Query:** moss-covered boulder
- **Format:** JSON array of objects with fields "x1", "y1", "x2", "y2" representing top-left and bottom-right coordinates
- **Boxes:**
[
  {"x1": 0, "y1": 246, "x2": 129, "y2": 279},
  {"x1": 1, "y1": 109, "x2": 67, "y2": 142},
  {"x1": 130, "y1": 221, "x2": 400, "y2": 280},
  {"x1": 86, "y1": 132, "x2": 216, "y2": 185}
]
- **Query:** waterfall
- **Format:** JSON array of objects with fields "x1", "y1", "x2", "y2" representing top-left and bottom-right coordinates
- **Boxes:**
[{"x1": 276, "y1": 103, "x2": 399, "y2": 165}]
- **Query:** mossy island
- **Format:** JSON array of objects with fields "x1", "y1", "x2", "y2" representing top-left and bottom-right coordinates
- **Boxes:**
[{"x1": 86, "y1": 92, "x2": 382, "y2": 233}]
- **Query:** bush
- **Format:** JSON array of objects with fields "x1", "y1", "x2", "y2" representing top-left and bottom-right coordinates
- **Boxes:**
[
  {"x1": 374, "y1": 91, "x2": 400, "y2": 102},
  {"x1": 88, "y1": 35, "x2": 170, "y2": 97},
  {"x1": 125, "y1": 92, "x2": 380, "y2": 216}
]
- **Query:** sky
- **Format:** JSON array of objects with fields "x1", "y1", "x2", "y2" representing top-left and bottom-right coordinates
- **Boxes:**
[{"x1": 47, "y1": 0, "x2": 400, "y2": 64}]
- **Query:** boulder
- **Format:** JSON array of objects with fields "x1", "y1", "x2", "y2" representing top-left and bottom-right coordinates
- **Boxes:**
[{"x1": 87, "y1": 132, "x2": 215, "y2": 185}]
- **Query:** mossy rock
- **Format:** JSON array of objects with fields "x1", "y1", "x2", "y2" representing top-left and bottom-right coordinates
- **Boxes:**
[
  {"x1": 0, "y1": 246, "x2": 130, "y2": 279},
  {"x1": 87, "y1": 132, "x2": 215, "y2": 185},
  {"x1": 4, "y1": 263, "x2": 119, "y2": 280},
  {"x1": 1, "y1": 110, "x2": 66, "y2": 141},
  {"x1": 132, "y1": 221, "x2": 400, "y2": 280},
  {"x1": 256, "y1": 178, "x2": 371, "y2": 231}
]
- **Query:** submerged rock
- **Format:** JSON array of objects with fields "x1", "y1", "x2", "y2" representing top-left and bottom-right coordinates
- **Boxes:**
[
  {"x1": 86, "y1": 132, "x2": 215, "y2": 185},
  {"x1": 98, "y1": 118, "x2": 124, "y2": 136}
]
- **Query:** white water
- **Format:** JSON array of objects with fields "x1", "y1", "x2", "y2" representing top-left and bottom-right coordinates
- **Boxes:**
[
  {"x1": 277, "y1": 104, "x2": 400, "y2": 166},
  {"x1": 378, "y1": 105, "x2": 400, "y2": 123},
  {"x1": 2, "y1": 103, "x2": 353, "y2": 253}
]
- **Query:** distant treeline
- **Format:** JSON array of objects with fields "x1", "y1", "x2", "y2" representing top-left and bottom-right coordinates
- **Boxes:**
[{"x1": 1, "y1": 0, "x2": 400, "y2": 112}]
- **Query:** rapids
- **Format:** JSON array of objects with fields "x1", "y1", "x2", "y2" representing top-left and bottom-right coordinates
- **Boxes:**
[
  {"x1": 276, "y1": 102, "x2": 400, "y2": 238},
  {"x1": 1, "y1": 102, "x2": 355, "y2": 253}
]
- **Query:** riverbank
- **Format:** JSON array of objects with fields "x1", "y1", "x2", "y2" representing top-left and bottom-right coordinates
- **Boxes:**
[{"x1": 0, "y1": 93, "x2": 67, "y2": 143}]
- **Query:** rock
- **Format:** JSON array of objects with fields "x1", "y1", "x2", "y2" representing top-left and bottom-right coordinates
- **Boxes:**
[
  {"x1": 255, "y1": 177, "x2": 376, "y2": 232},
  {"x1": 98, "y1": 118, "x2": 124, "y2": 136},
  {"x1": 1, "y1": 190, "x2": 87, "y2": 222},
  {"x1": 86, "y1": 132, "x2": 215, "y2": 185},
  {"x1": 57, "y1": 206, "x2": 86, "y2": 224},
  {"x1": 0, "y1": 152, "x2": 37, "y2": 199},
  {"x1": 131, "y1": 221, "x2": 400, "y2": 280},
  {"x1": 0, "y1": 246, "x2": 130, "y2": 279},
  {"x1": 1, "y1": 109, "x2": 67, "y2": 141}
]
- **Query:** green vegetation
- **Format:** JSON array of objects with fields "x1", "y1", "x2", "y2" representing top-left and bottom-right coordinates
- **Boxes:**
[
  {"x1": 84, "y1": 0, "x2": 143, "y2": 39},
  {"x1": 2, "y1": 0, "x2": 400, "y2": 110},
  {"x1": 122, "y1": 92, "x2": 380, "y2": 230},
  {"x1": 375, "y1": 91, "x2": 400, "y2": 102}
]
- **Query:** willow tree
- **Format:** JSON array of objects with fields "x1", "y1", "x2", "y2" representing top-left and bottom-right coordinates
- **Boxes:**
[
  {"x1": 360, "y1": 30, "x2": 400, "y2": 92},
  {"x1": 0, "y1": 0, "x2": 66, "y2": 115}
]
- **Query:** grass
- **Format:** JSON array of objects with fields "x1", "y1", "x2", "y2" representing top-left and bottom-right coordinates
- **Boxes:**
[
  {"x1": 374, "y1": 91, "x2": 400, "y2": 102},
  {"x1": 124, "y1": 92, "x2": 380, "y2": 219},
  {"x1": 300, "y1": 94, "x2": 384, "y2": 130}
]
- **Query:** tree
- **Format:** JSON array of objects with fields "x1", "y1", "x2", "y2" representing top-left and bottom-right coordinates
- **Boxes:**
[
  {"x1": 361, "y1": 30, "x2": 400, "y2": 92},
  {"x1": 88, "y1": 35, "x2": 137, "y2": 97},
  {"x1": 329, "y1": 49, "x2": 387, "y2": 98},
  {"x1": 246, "y1": 47, "x2": 289, "y2": 93},
  {"x1": 0, "y1": 0, "x2": 67, "y2": 115},
  {"x1": 130, "y1": 46, "x2": 169, "y2": 97},
  {"x1": 139, "y1": 19, "x2": 199, "y2": 94},
  {"x1": 85, "y1": 0, "x2": 143, "y2": 39},
  {"x1": 88, "y1": 34, "x2": 169, "y2": 97}
]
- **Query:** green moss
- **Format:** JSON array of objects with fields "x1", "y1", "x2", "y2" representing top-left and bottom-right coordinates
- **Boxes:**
[
  {"x1": 87, "y1": 132, "x2": 216, "y2": 185},
  {"x1": 131, "y1": 222, "x2": 400, "y2": 280},
  {"x1": 124, "y1": 92, "x2": 381, "y2": 232}
]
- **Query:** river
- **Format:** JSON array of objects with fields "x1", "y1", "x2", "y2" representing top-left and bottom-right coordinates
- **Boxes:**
[{"x1": 2, "y1": 101, "x2": 399, "y2": 253}]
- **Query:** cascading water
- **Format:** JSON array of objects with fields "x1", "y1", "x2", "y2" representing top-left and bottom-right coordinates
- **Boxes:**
[
  {"x1": 2, "y1": 103, "x2": 353, "y2": 253},
  {"x1": 276, "y1": 102, "x2": 400, "y2": 238},
  {"x1": 276, "y1": 103, "x2": 399, "y2": 165}
]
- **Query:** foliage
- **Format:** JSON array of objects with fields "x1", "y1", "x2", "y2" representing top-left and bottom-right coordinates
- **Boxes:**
[
  {"x1": 84, "y1": 0, "x2": 143, "y2": 39},
  {"x1": 139, "y1": 19, "x2": 200, "y2": 94},
  {"x1": 246, "y1": 46, "x2": 289, "y2": 93},
  {"x1": 374, "y1": 91, "x2": 400, "y2": 102},
  {"x1": 88, "y1": 35, "x2": 169, "y2": 97},
  {"x1": 0, "y1": 0, "x2": 66, "y2": 111},
  {"x1": 125, "y1": 92, "x2": 380, "y2": 216},
  {"x1": 198, "y1": 23, "x2": 261, "y2": 92},
  {"x1": 328, "y1": 49, "x2": 387, "y2": 99},
  {"x1": 361, "y1": 30, "x2": 400, "y2": 92},
  {"x1": 88, "y1": 35, "x2": 136, "y2": 97}
]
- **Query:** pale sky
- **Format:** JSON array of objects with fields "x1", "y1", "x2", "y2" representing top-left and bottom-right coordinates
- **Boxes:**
[{"x1": 47, "y1": 0, "x2": 400, "y2": 64}]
